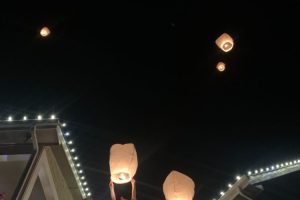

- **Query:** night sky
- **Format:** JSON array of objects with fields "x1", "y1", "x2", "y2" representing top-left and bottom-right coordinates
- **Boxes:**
[{"x1": 1, "y1": 2, "x2": 300, "y2": 200}]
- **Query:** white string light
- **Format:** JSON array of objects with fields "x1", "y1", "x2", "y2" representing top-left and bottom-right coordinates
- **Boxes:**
[{"x1": 7, "y1": 116, "x2": 13, "y2": 121}]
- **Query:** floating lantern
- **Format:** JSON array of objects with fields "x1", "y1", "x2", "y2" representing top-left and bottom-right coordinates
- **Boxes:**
[
  {"x1": 109, "y1": 143, "x2": 138, "y2": 184},
  {"x1": 215, "y1": 33, "x2": 234, "y2": 52},
  {"x1": 216, "y1": 62, "x2": 226, "y2": 72},
  {"x1": 40, "y1": 26, "x2": 51, "y2": 37},
  {"x1": 163, "y1": 170, "x2": 195, "y2": 200}
]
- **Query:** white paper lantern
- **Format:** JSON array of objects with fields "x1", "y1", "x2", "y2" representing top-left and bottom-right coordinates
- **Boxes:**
[
  {"x1": 109, "y1": 143, "x2": 138, "y2": 184},
  {"x1": 215, "y1": 33, "x2": 234, "y2": 52},
  {"x1": 216, "y1": 62, "x2": 226, "y2": 72},
  {"x1": 40, "y1": 27, "x2": 51, "y2": 37},
  {"x1": 163, "y1": 170, "x2": 195, "y2": 200}
]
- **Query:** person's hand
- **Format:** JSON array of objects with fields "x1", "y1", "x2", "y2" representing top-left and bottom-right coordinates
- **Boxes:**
[
  {"x1": 131, "y1": 178, "x2": 135, "y2": 185},
  {"x1": 109, "y1": 180, "x2": 114, "y2": 188}
]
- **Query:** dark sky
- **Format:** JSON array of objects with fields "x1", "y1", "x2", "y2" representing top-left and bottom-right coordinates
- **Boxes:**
[{"x1": 1, "y1": 1, "x2": 300, "y2": 200}]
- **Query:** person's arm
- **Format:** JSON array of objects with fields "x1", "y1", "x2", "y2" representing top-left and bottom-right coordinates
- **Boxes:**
[
  {"x1": 131, "y1": 179, "x2": 136, "y2": 200},
  {"x1": 109, "y1": 180, "x2": 117, "y2": 200}
]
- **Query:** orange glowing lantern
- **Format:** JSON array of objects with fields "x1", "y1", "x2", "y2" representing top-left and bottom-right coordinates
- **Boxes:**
[
  {"x1": 163, "y1": 170, "x2": 195, "y2": 200},
  {"x1": 109, "y1": 143, "x2": 138, "y2": 184},
  {"x1": 215, "y1": 33, "x2": 234, "y2": 52},
  {"x1": 217, "y1": 62, "x2": 226, "y2": 72},
  {"x1": 40, "y1": 27, "x2": 50, "y2": 37}
]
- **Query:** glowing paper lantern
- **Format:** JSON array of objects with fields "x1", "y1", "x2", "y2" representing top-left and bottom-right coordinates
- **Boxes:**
[
  {"x1": 109, "y1": 143, "x2": 138, "y2": 184},
  {"x1": 215, "y1": 33, "x2": 234, "y2": 52},
  {"x1": 40, "y1": 27, "x2": 50, "y2": 37},
  {"x1": 163, "y1": 170, "x2": 195, "y2": 200},
  {"x1": 216, "y1": 62, "x2": 226, "y2": 72}
]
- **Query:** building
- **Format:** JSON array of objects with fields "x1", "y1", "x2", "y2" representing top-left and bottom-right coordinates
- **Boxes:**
[
  {"x1": 0, "y1": 117, "x2": 92, "y2": 200},
  {"x1": 213, "y1": 159, "x2": 300, "y2": 200}
]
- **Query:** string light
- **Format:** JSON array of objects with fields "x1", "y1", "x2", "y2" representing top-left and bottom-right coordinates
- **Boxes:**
[{"x1": 37, "y1": 115, "x2": 42, "y2": 120}]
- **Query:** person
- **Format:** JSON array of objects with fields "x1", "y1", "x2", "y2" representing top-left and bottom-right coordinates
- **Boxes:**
[
  {"x1": 109, "y1": 179, "x2": 136, "y2": 200},
  {"x1": 0, "y1": 192, "x2": 6, "y2": 200}
]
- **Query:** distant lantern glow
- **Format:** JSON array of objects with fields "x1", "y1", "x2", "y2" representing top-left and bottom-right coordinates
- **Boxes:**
[
  {"x1": 163, "y1": 170, "x2": 195, "y2": 200},
  {"x1": 215, "y1": 33, "x2": 234, "y2": 52},
  {"x1": 23, "y1": 116, "x2": 28, "y2": 121},
  {"x1": 8, "y1": 116, "x2": 13, "y2": 121},
  {"x1": 50, "y1": 115, "x2": 56, "y2": 119},
  {"x1": 37, "y1": 115, "x2": 42, "y2": 120},
  {"x1": 217, "y1": 62, "x2": 226, "y2": 72},
  {"x1": 109, "y1": 143, "x2": 138, "y2": 184},
  {"x1": 40, "y1": 26, "x2": 50, "y2": 37}
]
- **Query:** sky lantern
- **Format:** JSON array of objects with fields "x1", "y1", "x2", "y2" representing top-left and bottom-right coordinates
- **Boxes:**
[
  {"x1": 109, "y1": 143, "x2": 138, "y2": 184},
  {"x1": 217, "y1": 62, "x2": 226, "y2": 72},
  {"x1": 215, "y1": 33, "x2": 234, "y2": 52},
  {"x1": 40, "y1": 26, "x2": 51, "y2": 37},
  {"x1": 163, "y1": 170, "x2": 195, "y2": 200}
]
